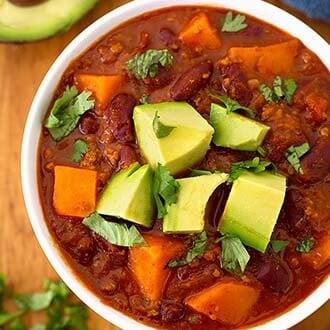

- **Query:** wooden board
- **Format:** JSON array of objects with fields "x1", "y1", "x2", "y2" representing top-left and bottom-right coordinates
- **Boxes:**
[{"x1": 0, "y1": 0, "x2": 328, "y2": 329}]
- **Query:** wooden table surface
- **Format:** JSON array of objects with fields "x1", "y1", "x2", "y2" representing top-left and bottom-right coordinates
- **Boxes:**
[{"x1": 0, "y1": 0, "x2": 329, "y2": 329}]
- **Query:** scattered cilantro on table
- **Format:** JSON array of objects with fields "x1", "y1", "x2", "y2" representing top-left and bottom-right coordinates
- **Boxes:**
[{"x1": 0, "y1": 275, "x2": 88, "y2": 330}]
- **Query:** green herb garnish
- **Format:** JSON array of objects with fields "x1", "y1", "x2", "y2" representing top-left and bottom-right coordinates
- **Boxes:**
[
  {"x1": 228, "y1": 157, "x2": 273, "y2": 182},
  {"x1": 221, "y1": 11, "x2": 247, "y2": 32},
  {"x1": 126, "y1": 49, "x2": 174, "y2": 79},
  {"x1": 44, "y1": 86, "x2": 95, "y2": 141},
  {"x1": 72, "y1": 139, "x2": 89, "y2": 163},
  {"x1": 210, "y1": 94, "x2": 255, "y2": 118},
  {"x1": 217, "y1": 235, "x2": 250, "y2": 275},
  {"x1": 285, "y1": 142, "x2": 310, "y2": 174},
  {"x1": 82, "y1": 212, "x2": 146, "y2": 247},
  {"x1": 296, "y1": 236, "x2": 314, "y2": 253},
  {"x1": 257, "y1": 146, "x2": 267, "y2": 157},
  {"x1": 153, "y1": 164, "x2": 180, "y2": 218},
  {"x1": 0, "y1": 275, "x2": 87, "y2": 329},
  {"x1": 139, "y1": 94, "x2": 150, "y2": 104},
  {"x1": 259, "y1": 76, "x2": 297, "y2": 104},
  {"x1": 190, "y1": 169, "x2": 214, "y2": 177},
  {"x1": 152, "y1": 112, "x2": 176, "y2": 138},
  {"x1": 271, "y1": 240, "x2": 289, "y2": 253},
  {"x1": 167, "y1": 231, "x2": 208, "y2": 268}
]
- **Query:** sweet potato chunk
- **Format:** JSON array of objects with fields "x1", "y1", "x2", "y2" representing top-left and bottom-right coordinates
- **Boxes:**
[
  {"x1": 75, "y1": 74, "x2": 123, "y2": 108},
  {"x1": 129, "y1": 234, "x2": 184, "y2": 301},
  {"x1": 223, "y1": 40, "x2": 300, "y2": 76},
  {"x1": 186, "y1": 280, "x2": 260, "y2": 325},
  {"x1": 53, "y1": 165, "x2": 97, "y2": 218},
  {"x1": 179, "y1": 12, "x2": 221, "y2": 50},
  {"x1": 301, "y1": 232, "x2": 330, "y2": 270}
]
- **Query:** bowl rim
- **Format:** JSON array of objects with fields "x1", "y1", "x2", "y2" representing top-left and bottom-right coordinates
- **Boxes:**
[{"x1": 21, "y1": 0, "x2": 330, "y2": 329}]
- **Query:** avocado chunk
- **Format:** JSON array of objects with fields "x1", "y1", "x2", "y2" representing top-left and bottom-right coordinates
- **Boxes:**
[
  {"x1": 218, "y1": 172, "x2": 286, "y2": 252},
  {"x1": 163, "y1": 173, "x2": 228, "y2": 233},
  {"x1": 210, "y1": 103, "x2": 270, "y2": 151},
  {"x1": 0, "y1": 0, "x2": 98, "y2": 42},
  {"x1": 96, "y1": 162, "x2": 155, "y2": 228},
  {"x1": 133, "y1": 102, "x2": 214, "y2": 175}
]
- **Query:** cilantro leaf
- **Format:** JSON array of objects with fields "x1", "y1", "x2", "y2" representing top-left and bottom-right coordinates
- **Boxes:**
[
  {"x1": 296, "y1": 236, "x2": 314, "y2": 253},
  {"x1": 210, "y1": 94, "x2": 255, "y2": 118},
  {"x1": 218, "y1": 235, "x2": 250, "y2": 274},
  {"x1": 190, "y1": 169, "x2": 214, "y2": 177},
  {"x1": 271, "y1": 240, "x2": 289, "y2": 253},
  {"x1": 153, "y1": 164, "x2": 180, "y2": 218},
  {"x1": 167, "y1": 232, "x2": 208, "y2": 268},
  {"x1": 259, "y1": 76, "x2": 297, "y2": 104},
  {"x1": 72, "y1": 139, "x2": 89, "y2": 163},
  {"x1": 126, "y1": 49, "x2": 174, "y2": 79},
  {"x1": 0, "y1": 273, "x2": 7, "y2": 311},
  {"x1": 153, "y1": 112, "x2": 176, "y2": 138},
  {"x1": 62, "y1": 304, "x2": 88, "y2": 330},
  {"x1": 284, "y1": 79, "x2": 297, "y2": 104},
  {"x1": 44, "y1": 86, "x2": 95, "y2": 141},
  {"x1": 83, "y1": 212, "x2": 146, "y2": 247},
  {"x1": 221, "y1": 11, "x2": 247, "y2": 32},
  {"x1": 43, "y1": 280, "x2": 70, "y2": 301},
  {"x1": 31, "y1": 324, "x2": 46, "y2": 330},
  {"x1": 284, "y1": 142, "x2": 310, "y2": 174},
  {"x1": 139, "y1": 94, "x2": 150, "y2": 104},
  {"x1": 15, "y1": 291, "x2": 54, "y2": 311},
  {"x1": 0, "y1": 311, "x2": 24, "y2": 326},
  {"x1": 228, "y1": 157, "x2": 273, "y2": 182},
  {"x1": 9, "y1": 318, "x2": 26, "y2": 330}
]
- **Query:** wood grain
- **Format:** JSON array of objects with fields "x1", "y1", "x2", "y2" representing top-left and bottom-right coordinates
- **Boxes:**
[{"x1": 0, "y1": 1, "x2": 328, "y2": 329}]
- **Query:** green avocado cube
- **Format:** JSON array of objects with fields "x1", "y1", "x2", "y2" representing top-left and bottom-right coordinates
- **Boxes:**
[
  {"x1": 96, "y1": 162, "x2": 155, "y2": 228},
  {"x1": 133, "y1": 102, "x2": 214, "y2": 175},
  {"x1": 210, "y1": 103, "x2": 270, "y2": 151},
  {"x1": 218, "y1": 171, "x2": 286, "y2": 252},
  {"x1": 163, "y1": 173, "x2": 228, "y2": 234}
]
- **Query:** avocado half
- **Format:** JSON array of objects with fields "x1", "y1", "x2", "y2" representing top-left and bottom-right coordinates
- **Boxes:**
[{"x1": 0, "y1": 0, "x2": 99, "y2": 42}]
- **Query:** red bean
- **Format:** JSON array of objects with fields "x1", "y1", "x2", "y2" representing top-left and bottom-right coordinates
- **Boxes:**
[
  {"x1": 143, "y1": 69, "x2": 174, "y2": 91},
  {"x1": 170, "y1": 62, "x2": 213, "y2": 101},
  {"x1": 118, "y1": 145, "x2": 138, "y2": 169},
  {"x1": 160, "y1": 301, "x2": 185, "y2": 322},
  {"x1": 107, "y1": 94, "x2": 136, "y2": 143},
  {"x1": 159, "y1": 28, "x2": 180, "y2": 51},
  {"x1": 79, "y1": 113, "x2": 99, "y2": 134}
]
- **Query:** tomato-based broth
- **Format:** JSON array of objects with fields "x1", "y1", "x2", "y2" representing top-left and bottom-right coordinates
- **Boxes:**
[{"x1": 38, "y1": 6, "x2": 330, "y2": 329}]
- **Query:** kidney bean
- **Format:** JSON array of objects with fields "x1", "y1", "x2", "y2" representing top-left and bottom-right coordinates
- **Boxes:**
[
  {"x1": 79, "y1": 113, "x2": 99, "y2": 134},
  {"x1": 160, "y1": 301, "x2": 185, "y2": 322},
  {"x1": 170, "y1": 62, "x2": 213, "y2": 101},
  {"x1": 119, "y1": 145, "x2": 138, "y2": 169},
  {"x1": 159, "y1": 28, "x2": 180, "y2": 51},
  {"x1": 107, "y1": 93, "x2": 136, "y2": 143},
  {"x1": 143, "y1": 69, "x2": 174, "y2": 91},
  {"x1": 299, "y1": 136, "x2": 330, "y2": 183},
  {"x1": 256, "y1": 259, "x2": 293, "y2": 293}
]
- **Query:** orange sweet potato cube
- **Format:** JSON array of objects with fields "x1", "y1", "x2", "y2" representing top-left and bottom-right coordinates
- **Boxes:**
[
  {"x1": 129, "y1": 234, "x2": 184, "y2": 301},
  {"x1": 179, "y1": 12, "x2": 221, "y2": 50},
  {"x1": 186, "y1": 280, "x2": 260, "y2": 325},
  {"x1": 53, "y1": 165, "x2": 97, "y2": 218}
]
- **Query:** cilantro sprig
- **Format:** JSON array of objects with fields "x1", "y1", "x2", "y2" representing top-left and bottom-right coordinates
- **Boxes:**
[
  {"x1": 83, "y1": 212, "x2": 146, "y2": 247},
  {"x1": 126, "y1": 49, "x2": 174, "y2": 79},
  {"x1": 72, "y1": 139, "x2": 89, "y2": 163},
  {"x1": 284, "y1": 142, "x2": 310, "y2": 174},
  {"x1": 228, "y1": 157, "x2": 273, "y2": 182},
  {"x1": 152, "y1": 112, "x2": 176, "y2": 138},
  {"x1": 210, "y1": 94, "x2": 255, "y2": 118},
  {"x1": 221, "y1": 11, "x2": 247, "y2": 32},
  {"x1": 259, "y1": 76, "x2": 297, "y2": 105},
  {"x1": 0, "y1": 275, "x2": 88, "y2": 330},
  {"x1": 271, "y1": 240, "x2": 289, "y2": 253},
  {"x1": 217, "y1": 235, "x2": 250, "y2": 275},
  {"x1": 296, "y1": 236, "x2": 314, "y2": 253},
  {"x1": 45, "y1": 86, "x2": 95, "y2": 141},
  {"x1": 167, "y1": 231, "x2": 208, "y2": 268},
  {"x1": 153, "y1": 164, "x2": 180, "y2": 218}
]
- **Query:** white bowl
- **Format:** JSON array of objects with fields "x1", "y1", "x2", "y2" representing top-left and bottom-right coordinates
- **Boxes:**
[{"x1": 21, "y1": 0, "x2": 330, "y2": 329}]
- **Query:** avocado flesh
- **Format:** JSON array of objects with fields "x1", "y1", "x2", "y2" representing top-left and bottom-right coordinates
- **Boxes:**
[
  {"x1": 133, "y1": 102, "x2": 214, "y2": 175},
  {"x1": 210, "y1": 103, "x2": 270, "y2": 151},
  {"x1": 96, "y1": 162, "x2": 155, "y2": 228},
  {"x1": 218, "y1": 172, "x2": 286, "y2": 252},
  {"x1": 0, "y1": 0, "x2": 99, "y2": 42},
  {"x1": 163, "y1": 173, "x2": 228, "y2": 234}
]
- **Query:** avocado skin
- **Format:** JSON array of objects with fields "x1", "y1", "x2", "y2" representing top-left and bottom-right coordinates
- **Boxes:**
[{"x1": 0, "y1": 0, "x2": 99, "y2": 42}]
